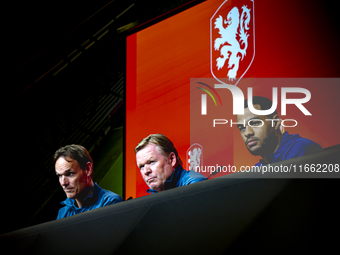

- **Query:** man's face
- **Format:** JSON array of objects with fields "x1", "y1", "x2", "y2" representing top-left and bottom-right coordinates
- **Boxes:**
[
  {"x1": 55, "y1": 157, "x2": 89, "y2": 200},
  {"x1": 236, "y1": 104, "x2": 279, "y2": 157},
  {"x1": 136, "y1": 143, "x2": 175, "y2": 192}
]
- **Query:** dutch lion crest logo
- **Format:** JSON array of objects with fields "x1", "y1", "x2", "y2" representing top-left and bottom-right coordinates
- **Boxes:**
[
  {"x1": 211, "y1": 0, "x2": 255, "y2": 86},
  {"x1": 186, "y1": 143, "x2": 203, "y2": 172}
]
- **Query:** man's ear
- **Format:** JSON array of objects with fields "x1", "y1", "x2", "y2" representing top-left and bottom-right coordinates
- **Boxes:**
[
  {"x1": 85, "y1": 162, "x2": 93, "y2": 177},
  {"x1": 272, "y1": 114, "x2": 282, "y2": 132},
  {"x1": 168, "y1": 152, "x2": 177, "y2": 167}
]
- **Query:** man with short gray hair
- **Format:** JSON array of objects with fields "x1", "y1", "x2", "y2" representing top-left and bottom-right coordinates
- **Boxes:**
[{"x1": 135, "y1": 134, "x2": 206, "y2": 194}]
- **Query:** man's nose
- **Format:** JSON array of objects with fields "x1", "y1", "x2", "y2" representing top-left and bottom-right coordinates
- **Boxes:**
[
  {"x1": 244, "y1": 125, "x2": 254, "y2": 137},
  {"x1": 143, "y1": 164, "x2": 152, "y2": 175},
  {"x1": 60, "y1": 176, "x2": 69, "y2": 187}
]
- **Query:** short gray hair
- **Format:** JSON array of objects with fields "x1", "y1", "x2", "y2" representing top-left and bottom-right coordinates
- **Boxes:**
[{"x1": 135, "y1": 134, "x2": 183, "y2": 166}]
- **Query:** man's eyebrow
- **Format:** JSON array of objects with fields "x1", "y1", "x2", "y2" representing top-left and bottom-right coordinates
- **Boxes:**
[
  {"x1": 237, "y1": 116, "x2": 260, "y2": 124},
  {"x1": 246, "y1": 117, "x2": 262, "y2": 122},
  {"x1": 56, "y1": 169, "x2": 71, "y2": 175},
  {"x1": 137, "y1": 156, "x2": 154, "y2": 167}
]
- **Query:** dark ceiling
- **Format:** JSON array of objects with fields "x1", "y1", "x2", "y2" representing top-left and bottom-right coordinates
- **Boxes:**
[{"x1": 9, "y1": 0, "x2": 203, "y2": 97}]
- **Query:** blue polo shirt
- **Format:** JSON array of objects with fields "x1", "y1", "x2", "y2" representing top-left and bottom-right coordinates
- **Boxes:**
[
  {"x1": 255, "y1": 131, "x2": 323, "y2": 166},
  {"x1": 147, "y1": 165, "x2": 207, "y2": 194},
  {"x1": 57, "y1": 183, "x2": 122, "y2": 219}
]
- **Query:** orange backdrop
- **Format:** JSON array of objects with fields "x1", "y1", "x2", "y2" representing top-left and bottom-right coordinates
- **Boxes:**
[{"x1": 126, "y1": 0, "x2": 340, "y2": 199}]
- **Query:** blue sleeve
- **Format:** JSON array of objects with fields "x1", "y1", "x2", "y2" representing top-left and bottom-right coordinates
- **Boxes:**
[
  {"x1": 56, "y1": 211, "x2": 62, "y2": 220},
  {"x1": 103, "y1": 193, "x2": 123, "y2": 206},
  {"x1": 56, "y1": 207, "x2": 67, "y2": 220},
  {"x1": 287, "y1": 139, "x2": 323, "y2": 159},
  {"x1": 187, "y1": 171, "x2": 207, "y2": 184}
]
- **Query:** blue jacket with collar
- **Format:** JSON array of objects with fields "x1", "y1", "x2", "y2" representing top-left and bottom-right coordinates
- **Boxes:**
[
  {"x1": 57, "y1": 183, "x2": 122, "y2": 219},
  {"x1": 255, "y1": 131, "x2": 323, "y2": 166},
  {"x1": 147, "y1": 165, "x2": 207, "y2": 194}
]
